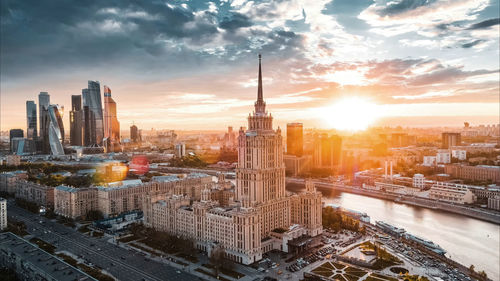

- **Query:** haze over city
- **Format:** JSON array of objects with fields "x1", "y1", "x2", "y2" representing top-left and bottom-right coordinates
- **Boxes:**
[
  {"x1": 1, "y1": 0, "x2": 499, "y2": 131},
  {"x1": 0, "y1": 1, "x2": 499, "y2": 281}
]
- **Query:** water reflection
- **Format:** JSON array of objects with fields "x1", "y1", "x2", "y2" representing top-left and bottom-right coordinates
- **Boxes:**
[{"x1": 288, "y1": 184, "x2": 499, "y2": 280}]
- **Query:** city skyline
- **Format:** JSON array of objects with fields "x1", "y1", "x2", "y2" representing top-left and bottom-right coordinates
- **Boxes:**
[{"x1": 1, "y1": 0, "x2": 499, "y2": 131}]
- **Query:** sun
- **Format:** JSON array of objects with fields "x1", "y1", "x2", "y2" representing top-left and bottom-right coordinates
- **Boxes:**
[{"x1": 320, "y1": 97, "x2": 380, "y2": 131}]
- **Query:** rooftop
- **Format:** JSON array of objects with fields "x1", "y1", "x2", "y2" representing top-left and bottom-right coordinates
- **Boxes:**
[{"x1": 0, "y1": 232, "x2": 96, "y2": 281}]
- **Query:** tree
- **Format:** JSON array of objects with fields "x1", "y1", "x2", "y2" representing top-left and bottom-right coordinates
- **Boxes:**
[
  {"x1": 85, "y1": 210, "x2": 104, "y2": 221},
  {"x1": 209, "y1": 246, "x2": 225, "y2": 277},
  {"x1": 469, "y1": 264, "x2": 475, "y2": 272},
  {"x1": 478, "y1": 270, "x2": 487, "y2": 279}
]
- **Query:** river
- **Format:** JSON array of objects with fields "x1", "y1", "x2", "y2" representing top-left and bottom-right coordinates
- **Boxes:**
[{"x1": 287, "y1": 184, "x2": 500, "y2": 280}]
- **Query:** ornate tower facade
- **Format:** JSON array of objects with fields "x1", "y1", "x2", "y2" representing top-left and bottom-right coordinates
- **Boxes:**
[{"x1": 236, "y1": 55, "x2": 289, "y2": 236}]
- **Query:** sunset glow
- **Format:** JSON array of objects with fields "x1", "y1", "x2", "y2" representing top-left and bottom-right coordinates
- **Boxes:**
[{"x1": 321, "y1": 97, "x2": 380, "y2": 131}]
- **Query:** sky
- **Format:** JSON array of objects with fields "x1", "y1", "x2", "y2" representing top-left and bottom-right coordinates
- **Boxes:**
[{"x1": 1, "y1": 0, "x2": 499, "y2": 132}]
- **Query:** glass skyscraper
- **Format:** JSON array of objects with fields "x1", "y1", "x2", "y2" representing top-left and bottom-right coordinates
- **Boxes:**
[
  {"x1": 48, "y1": 104, "x2": 65, "y2": 156},
  {"x1": 26, "y1": 100, "x2": 37, "y2": 139},
  {"x1": 83, "y1": 81, "x2": 104, "y2": 145},
  {"x1": 38, "y1": 92, "x2": 50, "y2": 153},
  {"x1": 103, "y1": 85, "x2": 120, "y2": 151},
  {"x1": 70, "y1": 95, "x2": 83, "y2": 146}
]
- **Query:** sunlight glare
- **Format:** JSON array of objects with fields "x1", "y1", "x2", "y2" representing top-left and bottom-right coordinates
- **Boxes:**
[{"x1": 321, "y1": 97, "x2": 381, "y2": 131}]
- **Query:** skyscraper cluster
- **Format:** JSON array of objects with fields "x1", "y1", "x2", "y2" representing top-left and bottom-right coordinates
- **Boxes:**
[
  {"x1": 71, "y1": 81, "x2": 121, "y2": 152},
  {"x1": 12, "y1": 80, "x2": 122, "y2": 156}
]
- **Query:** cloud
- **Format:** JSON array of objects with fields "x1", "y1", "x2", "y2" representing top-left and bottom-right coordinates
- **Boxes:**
[
  {"x1": 376, "y1": 0, "x2": 438, "y2": 17},
  {"x1": 467, "y1": 18, "x2": 500, "y2": 29},
  {"x1": 461, "y1": 39, "x2": 485, "y2": 48},
  {"x1": 219, "y1": 13, "x2": 253, "y2": 30}
]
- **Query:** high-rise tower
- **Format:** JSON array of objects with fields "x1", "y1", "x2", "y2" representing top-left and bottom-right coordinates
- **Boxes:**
[
  {"x1": 48, "y1": 104, "x2": 65, "y2": 155},
  {"x1": 26, "y1": 101, "x2": 37, "y2": 139},
  {"x1": 286, "y1": 123, "x2": 303, "y2": 156},
  {"x1": 236, "y1": 55, "x2": 289, "y2": 236},
  {"x1": 38, "y1": 92, "x2": 50, "y2": 153},
  {"x1": 82, "y1": 81, "x2": 104, "y2": 145},
  {"x1": 103, "y1": 86, "x2": 120, "y2": 152},
  {"x1": 70, "y1": 95, "x2": 83, "y2": 146}
]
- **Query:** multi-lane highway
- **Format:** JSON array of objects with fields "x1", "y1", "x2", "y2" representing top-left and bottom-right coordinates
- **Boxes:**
[{"x1": 7, "y1": 201, "x2": 201, "y2": 281}]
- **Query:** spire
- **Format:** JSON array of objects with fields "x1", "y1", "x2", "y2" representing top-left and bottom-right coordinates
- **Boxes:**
[
  {"x1": 255, "y1": 54, "x2": 266, "y2": 114},
  {"x1": 257, "y1": 54, "x2": 263, "y2": 102}
]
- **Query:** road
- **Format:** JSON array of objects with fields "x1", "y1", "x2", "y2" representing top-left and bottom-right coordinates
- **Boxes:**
[{"x1": 7, "y1": 202, "x2": 201, "y2": 281}]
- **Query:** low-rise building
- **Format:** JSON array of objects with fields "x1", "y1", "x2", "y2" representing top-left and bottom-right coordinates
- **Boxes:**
[
  {"x1": 444, "y1": 164, "x2": 500, "y2": 183},
  {"x1": 413, "y1": 174, "x2": 425, "y2": 189},
  {"x1": 284, "y1": 155, "x2": 312, "y2": 177},
  {"x1": 451, "y1": 149, "x2": 467, "y2": 160},
  {"x1": 429, "y1": 182, "x2": 476, "y2": 204},
  {"x1": 54, "y1": 186, "x2": 98, "y2": 219},
  {"x1": 0, "y1": 171, "x2": 28, "y2": 194},
  {"x1": 423, "y1": 156, "x2": 437, "y2": 166},
  {"x1": 487, "y1": 196, "x2": 500, "y2": 211},
  {"x1": 0, "y1": 232, "x2": 96, "y2": 281},
  {"x1": 436, "y1": 149, "x2": 451, "y2": 164},
  {"x1": 6, "y1": 155, "x2": 21, "y2": 166},
  {"x1": 15, "y1": 180, "x2": 54, "y2": 208},
  {"x1": 53, "y1": 173, "x2": 212, "y2": 219}
]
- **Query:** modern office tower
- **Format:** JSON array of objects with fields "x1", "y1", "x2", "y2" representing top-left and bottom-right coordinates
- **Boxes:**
[
  {"x1": 286, "y1": 123, "x2": 303, "y2": 156},
  {"x1": 26, "y1": 101, "x2": 37, "y2": 139},
  {"x1": 391, "y1": 133, "x2": 408, "y2": 147},
  {"x1": 9, "y1": 129, "x2": 24, "y2": 150},
  {"x1": 442, "y1": 132, "x2": 461, "y2": 149},
  {"x1": 83, "y1": 105, "x2": 96, "y2": 146},
  {"x1": 9, "y1": 129, "x2": 24, "y2": 143},
  {"x1": 130, "y1": 124, "x2": 139, "y2": 143},
  {"x1": 0, "y1": 198, "x2": 6, "y2": 231},
  {"x1": 313, "y1": 133, "x2": 342, "y2": 170},
  {"x1": 47, "y1": 104, "x2": 65, "y2": 156},
  {"x1": 223, "y1": 126, "x2": 237, "y2": 149},
  {"x1": 175, "y1": 143, "x2": 186, "y2": 158},
  {"x1": 70, "y1": 95, "x2": 83, "y2": 146},
  {"x1": 82, "y1": 81, "x2": 104, "y2": 145},
  {"x1": 103, "y1": 85, "x2": 120, "y2": 152},
  {"x1": 38, "y1": 92, "x2": 50, "y2": 153}
]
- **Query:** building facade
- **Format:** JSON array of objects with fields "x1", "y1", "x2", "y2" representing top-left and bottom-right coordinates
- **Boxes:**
[
  {"x1": 15, "y1": 180, "x2": 54, "y2": 208},
  {"x1": 70, "y1": 95, "x2": 84, "y2": 146},
  {"x1": 313, "y1": 134, "x2": 342, "y2": 170},
  {"x1": 444, "y1": 164, "x2": 500, "y2": 183},
  {"x1": 286, "y1": 123, "x2": 303, "y2": 157},
  {"x1": 54, "y1": 186, "x2": 98, "y2": 219},
  {"x1": 142, "y1": 56, "x2": 323, "y2": 265},
  {"x1": 429, "y1": 182, "x2": 476, "y2": 204},
  {"x1": 103, "y1": 86, "x2": 120, "y2": 152},
  {"x1": 47, "y1": 104, "x2": 65, "y2": 155},
  {"x1": 83, "y1": 81, "x2": 104, "y2": 145},
  {"x1": 130, "y1": 125, "x2": 139, "y2": 143},
  {"x1": 26, "y1": 100, "x2": 37, "y2": 139},
  {"x1": 38, "y1": 92, "x2": 50, "y2": 154},
  {"x1": 442, "y1": 132, "x2": 461, "y2": 149}
]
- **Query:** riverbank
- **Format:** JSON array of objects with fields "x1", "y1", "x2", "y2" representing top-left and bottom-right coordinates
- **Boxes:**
[{"x1": 287, "y1": 178, "x2": 500, "y2": 225}]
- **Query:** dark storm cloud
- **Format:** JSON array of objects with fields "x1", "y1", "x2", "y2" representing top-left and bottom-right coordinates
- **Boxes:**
[
  {"x1": 219, "y1": 13, "x2": 253, "y2": 31},
  {"x1": 376, "y1": 0, "x2": 437, "y2": 16},
  {"x1": 461, "y1": 39, "x2": 484, "y2": 48},
  {"x1": 467, "y1": 18, "x2": 500, "y2": 30},
  {"x1": 0, "y1": 0, "x2": 312, "y2": 80},
  {"x1": 0, "y1": 0, "x2": 220, "y2": 77}
]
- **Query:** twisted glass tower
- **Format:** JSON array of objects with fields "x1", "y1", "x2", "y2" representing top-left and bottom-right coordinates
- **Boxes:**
[{"x1": 48, "y1": 104, "x2": 65, "y2": 155}]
